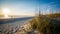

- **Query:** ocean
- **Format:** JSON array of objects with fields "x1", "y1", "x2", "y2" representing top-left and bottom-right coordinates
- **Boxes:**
[{"x1": 0, "y1": 17, "x2": 33, "y2": 34}]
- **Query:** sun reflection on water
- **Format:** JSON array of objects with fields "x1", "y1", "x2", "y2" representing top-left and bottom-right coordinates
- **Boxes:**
[{"x1": 4, "y1": 14, "x2": 9, "y2": 18}]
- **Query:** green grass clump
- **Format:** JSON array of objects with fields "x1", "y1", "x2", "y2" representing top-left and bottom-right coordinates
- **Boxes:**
[{"x1": 30, "y1": 16, "x2": 60, "y2": 34}]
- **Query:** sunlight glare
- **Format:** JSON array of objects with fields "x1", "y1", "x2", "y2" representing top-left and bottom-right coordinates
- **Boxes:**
[
  {"x1": 2, "y1": 8, "x2": 10, "y2": 18},
  {"x1": 4, "y1": 14, "x2": 8, "y2": 18}
]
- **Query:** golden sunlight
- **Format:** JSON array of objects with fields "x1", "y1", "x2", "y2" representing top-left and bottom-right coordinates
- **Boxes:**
[
  {"x1": 2, "y1": 8, "x2": 10, "y2": 18},
  {"x1": 4, "y1": 14, "x2": 8, "y2": 18}
]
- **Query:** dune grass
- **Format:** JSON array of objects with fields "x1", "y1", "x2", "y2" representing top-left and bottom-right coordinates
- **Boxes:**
[{"x1": 29, "y1": 14, "x2": 60, "y2": 34}]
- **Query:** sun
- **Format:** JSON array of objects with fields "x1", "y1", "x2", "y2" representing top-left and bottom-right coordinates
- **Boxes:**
[
  {"x1": 2, "y1": 8, "x2": 10, "y2": 14},
  {"x1": 2, "y1": 8, "x2": 10, "y2": 18}
]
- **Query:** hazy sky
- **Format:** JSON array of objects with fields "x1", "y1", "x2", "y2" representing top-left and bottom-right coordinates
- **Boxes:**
[
  {"x1": 0, "y1": 0, "x2": 60, "y2": 16},
  {"x1": 0, "y1": 0, "x2": 39, "y2": 16}
]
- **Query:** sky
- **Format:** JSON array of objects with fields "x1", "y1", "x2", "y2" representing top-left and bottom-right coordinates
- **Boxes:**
[
  {"x1": 39, "y1": 0, "x2": 60, "y2": 14},
  {"x1": 0, "y1": 0, "x2": 39, "y2": 16},
  {"x1": 0, "y1": 0, "x2": 60, "y2": 16}
]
